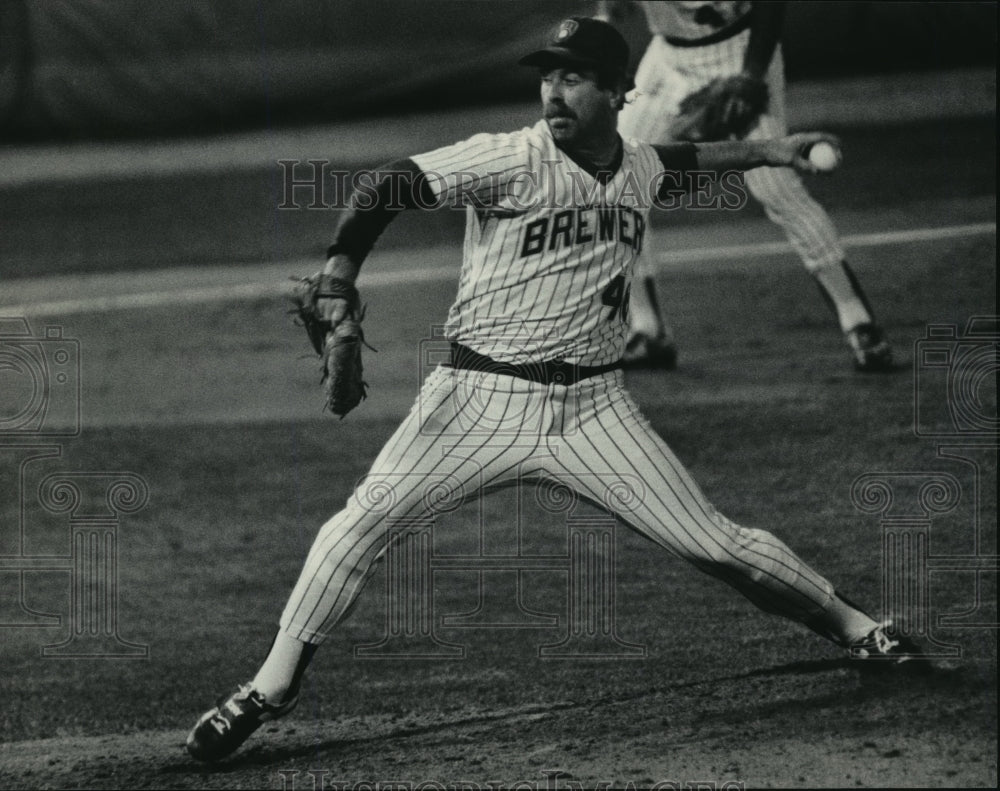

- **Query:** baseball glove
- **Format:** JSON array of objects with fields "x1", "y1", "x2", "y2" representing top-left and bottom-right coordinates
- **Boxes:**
[
  {"x1": 667, "y1": 74, "x2": 769, "y2": 143},
  {"x1": 290, "y1": 273, "x2": 371, "y2": 418}
]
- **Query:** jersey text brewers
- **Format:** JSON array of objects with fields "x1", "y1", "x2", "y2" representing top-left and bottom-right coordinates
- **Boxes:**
[{"x1": 411, "y1": 120, "x2": 681, "y2": 367}]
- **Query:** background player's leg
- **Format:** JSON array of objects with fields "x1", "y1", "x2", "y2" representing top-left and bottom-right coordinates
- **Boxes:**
[
  {"x1": 623, "y1": 244, "x2": 677, "y2": 369},
  {"x1": 746, "y1": 53, "x2": 893, "y2": 371},
  {"x1": 618, "y1": 36, "x2": 684, "y2": 369},
  {"x1": 550, "y1": 376, "x2": 879, "y2": 644}
]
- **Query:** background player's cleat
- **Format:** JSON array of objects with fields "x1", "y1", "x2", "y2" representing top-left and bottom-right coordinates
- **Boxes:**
[
  {"x1": 622, "y1": 332, "x2": 678, "y2": 370},
  {"x1": 847, "y1": 621, "x2": 932, "y2": 672},
  {"x1": 845, "y1": 323, "x2": 894, "y2": 372},
  {"x1": 186, "y1": 683, "x2": 298, "y2": 762}
]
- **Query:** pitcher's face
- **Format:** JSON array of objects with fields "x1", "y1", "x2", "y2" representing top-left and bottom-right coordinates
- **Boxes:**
[{"x1": 541, "y1": 67, "x2": 618, "y2": 146}]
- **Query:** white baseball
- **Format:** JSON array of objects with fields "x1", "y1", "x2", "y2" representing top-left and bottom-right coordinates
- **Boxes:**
[{"x1": 808, "y1": 141, "x2": 840, "y2": 171}]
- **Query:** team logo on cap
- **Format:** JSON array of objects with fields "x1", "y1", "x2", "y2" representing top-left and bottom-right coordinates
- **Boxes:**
[{"x1": 556, "y1": 19, "x2": 578, "y2": 41}]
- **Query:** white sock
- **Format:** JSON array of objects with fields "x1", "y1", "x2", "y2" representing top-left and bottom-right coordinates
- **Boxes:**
[
  {"x1": 825, "y1": 596, "x2": 880, "y2": 645},
  {"x1": 251, "y1": 632, "x2": 312, "y2": 702}
]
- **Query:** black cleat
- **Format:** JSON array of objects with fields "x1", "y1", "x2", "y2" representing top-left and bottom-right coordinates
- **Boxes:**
[
  {"x1": 846, "y1": 323, "x2": 894, "y2": 372},
  {"x1": 622, "y1": 332, "x2": 678, "y2": 370},
  {"x1": 186, "y1": 683, "x2": 298, "y2": 762}
]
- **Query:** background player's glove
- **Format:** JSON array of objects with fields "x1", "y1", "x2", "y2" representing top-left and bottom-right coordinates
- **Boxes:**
[
  {"x1": 667, "y1": 74, "x2": 769, "y2": 142},
  {"x1": 291, "y1": 274, "x2": 371, "y2": 418}
]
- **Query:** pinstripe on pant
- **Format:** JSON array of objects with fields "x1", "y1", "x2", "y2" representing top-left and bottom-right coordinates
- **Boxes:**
[{"x1": 280, "y1": 365, "x2": 835, "y2": 642}]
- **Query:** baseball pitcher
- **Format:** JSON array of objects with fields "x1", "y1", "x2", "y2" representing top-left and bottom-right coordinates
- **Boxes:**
[{"x1": 186, "y1": 17, "x2": 924, "y2": 763}]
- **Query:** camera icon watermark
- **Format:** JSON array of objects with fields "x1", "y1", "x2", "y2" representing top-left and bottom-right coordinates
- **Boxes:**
[
  {"x1": 851, "y1": 472, "x2": 966, "y2": 658},
  {"x1": 852, "y1": 316, "x2": 1000, "y2": 660},
  {"x1": 2, "y1": 318, "x2": 148, "y2": 658},
  {"x1": 0, "y1": 317, "x2": 81, "y2": 437},
  {"x1": 0, "y1": 461, "x2": 151, "y2": 658},
  {"x1": 913, "y1": 316, "x2": 998, "y2": 439}
]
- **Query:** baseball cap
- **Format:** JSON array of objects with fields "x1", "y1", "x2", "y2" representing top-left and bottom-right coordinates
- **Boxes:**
[{"x1": 519, "y1": 17, "x2": 629, "y2": 75}]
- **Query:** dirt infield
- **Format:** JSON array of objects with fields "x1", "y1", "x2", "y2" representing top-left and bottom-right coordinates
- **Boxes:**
[
  {"x1": 0, "y1": 664, "x2": 994, "y2": 789},
  {"x1": 0, "y1": 106, "x2": 996, "y2": 788},
  {"x1": 1, "y1": 229, "x2": 996, "y2": 788}
]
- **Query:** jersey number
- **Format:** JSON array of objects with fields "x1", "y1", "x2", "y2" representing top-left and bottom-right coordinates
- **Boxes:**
[{"x1": 602, "y1": 275, "x2": 631, "y2": 323}]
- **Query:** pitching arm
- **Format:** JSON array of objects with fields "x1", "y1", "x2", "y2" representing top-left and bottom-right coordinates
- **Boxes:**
[{"x1": 654, "y1": 133, "x2": 841, "y2": 179}]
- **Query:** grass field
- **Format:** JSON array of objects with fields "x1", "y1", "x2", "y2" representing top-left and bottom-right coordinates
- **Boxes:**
[{"x1": 0, "y1": 110, "x2": 996, "y2": 789}]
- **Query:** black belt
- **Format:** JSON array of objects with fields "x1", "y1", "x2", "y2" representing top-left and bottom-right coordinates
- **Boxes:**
[
  {"x1": 446, "y1": 343, "x2": 621, "y2": 386},
  {"x1": 663, "y1": 8, "x2": 753, "y2": 48}
]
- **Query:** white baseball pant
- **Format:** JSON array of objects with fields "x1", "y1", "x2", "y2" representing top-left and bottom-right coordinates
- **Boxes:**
[{"x1": 279, "y1": 366, "x2": 836, "y2": 642}]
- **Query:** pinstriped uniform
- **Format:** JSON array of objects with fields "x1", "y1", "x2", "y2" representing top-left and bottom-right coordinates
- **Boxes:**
[
  {"x1": 415, "y1": 120, "x2": 657, "y2": 368},
  {"x1": 620, "y1": 1, "x2": 845, "y2": 275},
  {"x1": 278, "y1": 120, "x2": 837, "y2": 643}
]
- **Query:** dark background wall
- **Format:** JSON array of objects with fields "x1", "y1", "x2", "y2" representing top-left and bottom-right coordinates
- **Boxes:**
[{"x1": 0, "y1": 1, "x2": 995, "y2": 141}]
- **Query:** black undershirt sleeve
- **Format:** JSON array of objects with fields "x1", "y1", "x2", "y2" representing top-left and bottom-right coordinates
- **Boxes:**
[
  {"x1": 326, "y1": 157, "x2": 437, "y2": 265},
  {"x1": 652, "y1": 142, "x2": 700, "y2": 199}
]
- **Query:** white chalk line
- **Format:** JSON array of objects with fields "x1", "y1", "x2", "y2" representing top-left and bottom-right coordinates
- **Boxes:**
[
  {"x1": 2, "y1": 222, "x2": 994, "y2": 318},
  {"x1": 658, "y1": 222, "x2": 995, "y2": 264}
]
